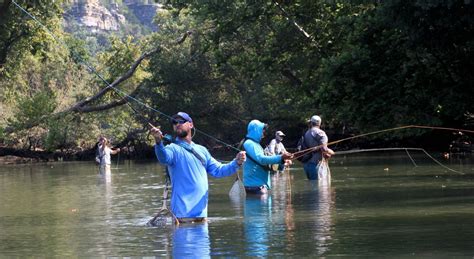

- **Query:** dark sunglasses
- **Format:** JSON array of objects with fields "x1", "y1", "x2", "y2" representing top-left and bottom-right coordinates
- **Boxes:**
[{"x1": 171, "y1": 119, "x2": 188, "y2": 125}]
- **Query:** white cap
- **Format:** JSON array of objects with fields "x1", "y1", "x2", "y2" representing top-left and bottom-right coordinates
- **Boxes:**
[
  {"x1": 275, "y1": 131, "x2": 285, "y2": 137},
  {"x1": 310, "y1": 115, "x2": 321, "y2": 125}
]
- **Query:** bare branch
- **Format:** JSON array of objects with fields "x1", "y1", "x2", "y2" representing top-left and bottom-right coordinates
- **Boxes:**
[
  {"x1": 272, "y1": 0, "x2": 313, "y2": 41},
  {"x1": 67, "y1": 48, "x2": 160, "y2": 112},
  {"x1": 5, "y1": 31, "x2": 192, "y2": 133},
  {"x1": 68, "y1": 31, "x2": 193, "y2": 113}
]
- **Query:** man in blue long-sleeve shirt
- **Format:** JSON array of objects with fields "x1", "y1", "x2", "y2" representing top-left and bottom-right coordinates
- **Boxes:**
[{"x1": 150, "y1": 112, "x2": 246, "y2": 224}]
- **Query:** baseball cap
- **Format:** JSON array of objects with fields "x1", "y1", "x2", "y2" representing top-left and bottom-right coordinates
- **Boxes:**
[
  {"x1": 172, "y1": 112, "x2": 193, "y2": 123},
  {"x1": 275, "y1": 131, "x2": 285, "y2": 137},
  {"x1": 310, "y1": 115, "x2": 321, "y2": 125}
]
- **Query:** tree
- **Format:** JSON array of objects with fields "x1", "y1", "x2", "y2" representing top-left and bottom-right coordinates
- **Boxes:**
[
  {"x1": 0, "y1": 0, "x2": 64, "y2": 71},
  {"x1": 317, "y1": 1, "x2": 474, "y2": 135}
]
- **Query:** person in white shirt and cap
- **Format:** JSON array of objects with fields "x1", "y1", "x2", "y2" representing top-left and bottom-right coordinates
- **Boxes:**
[
  {"x1": 265, "y1": 130, "x2": 291, "y2": 171},
  {"x1": 96, "y1": 136, "x2": 121, "y2": 181}
]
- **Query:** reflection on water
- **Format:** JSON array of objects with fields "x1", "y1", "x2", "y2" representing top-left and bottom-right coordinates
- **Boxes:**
[
  {"x1": 307, "y1": 180, "x2": 335, "y2": 256},
  {"x1": 97, "y1": 167, "x2": 113, "y2": 254},
  {"x1": 98, "y1": 165, "x2": 111, "y2": 183},
  {"x1": 244, "y1": 193, "x2": 271, "y2": 257},
  {"x1": 0, "y1": 155, "x2": 473, "y2": 257},
  {"x1": 271, "y1": 170, "x2": 296, "y2": 251},
  {"x1": 270, "y1": 170, "x2": 335, "y2": 256},
  {"x1": 172, "y1": 223, "x2": 210, "y2": 258},
  {"x1": 241, "y1": 170, "x2": 336, "y2": 256}
]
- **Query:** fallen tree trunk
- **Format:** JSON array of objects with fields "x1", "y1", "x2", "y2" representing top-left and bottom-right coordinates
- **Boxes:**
[{"x1": 0, "y1": 147, "x2": 54, "y2": 162}]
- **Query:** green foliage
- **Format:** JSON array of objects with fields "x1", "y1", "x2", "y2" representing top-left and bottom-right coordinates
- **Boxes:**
[
  {"x1": 43, "y1": 113, "x2": 101, "y2": 152},
  {"x1": 0, "y1": 126, "x2": 4, "y2": 143},
  {"x1": 44, "y1": 116, "x2": 68, "y2": 152},
  {"x1": 148, "y1": 1, "x2": 368, "y2": 137},
  {"x1": 2, "y1": 0, "x2": 473, "y2": 153},
  {"x1": 8, "y1": 90, "x2": 57, "y2": 130},
  {"x1": 141, "y1": 7, "x2": 251, "y2": 143},
  {"x1": 0, "y1": 0, "x2": 64, "y2": 73},
  {"x1": 98, "y1": 35, "x2": 149, "y2": 83},
  {"x1": 317, "y1": 1, "x2": 474, "y2": 135},
  {"x1": 140, "y1": 0, "x2": 474, "y2": 147},
  {"x1": 64, "y1": 36, "x2": 91, "y2": 65}
]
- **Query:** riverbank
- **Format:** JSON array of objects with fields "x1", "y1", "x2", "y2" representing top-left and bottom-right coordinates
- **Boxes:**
[
  {"x1": 1, "y1": 132, "x2": 470, "y2": 165},
  {"x1": 0, "y1": 146, "x2": 155, "y2": 165}
]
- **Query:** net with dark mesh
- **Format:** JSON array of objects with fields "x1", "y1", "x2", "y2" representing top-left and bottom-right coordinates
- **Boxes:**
[{"x1": 147, "y1": 173, "x2": 178, "y2": 226}]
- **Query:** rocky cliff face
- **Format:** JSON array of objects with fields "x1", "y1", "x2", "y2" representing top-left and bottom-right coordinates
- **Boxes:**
[{"x1": 65, "y1": 0, "x2": 160, "y2": 32}]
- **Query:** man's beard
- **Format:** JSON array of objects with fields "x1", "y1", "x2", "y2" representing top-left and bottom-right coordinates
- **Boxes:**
[{"x1": 176, "y1": 129, "x2": 189, "y2": 138}]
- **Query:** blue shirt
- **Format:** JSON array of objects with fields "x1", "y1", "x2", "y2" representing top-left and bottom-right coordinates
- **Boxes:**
[
  {"x1": 243, "y1": 120, "x2": 282, "y2": 189},
  {"x1": 155, "y1": 139, "x2": 240, "y2": 218}
]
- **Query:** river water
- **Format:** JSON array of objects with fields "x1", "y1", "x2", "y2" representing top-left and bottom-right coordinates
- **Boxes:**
[{"x1": 1, "y1": 152, "x2": 473, "y2": 257}]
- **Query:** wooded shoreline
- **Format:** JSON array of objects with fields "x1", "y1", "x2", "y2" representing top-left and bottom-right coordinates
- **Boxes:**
[
  {"x1": 1, "y1": 1, "x2": 473, "y2": 165},
  {"x1": 2, "y1": 132, "x2": 471, "y2": 165}
]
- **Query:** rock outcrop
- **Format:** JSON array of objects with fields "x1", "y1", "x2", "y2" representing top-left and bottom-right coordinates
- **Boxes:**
[
  {"x1": 66, "y1": 0, "x2": 125, "y2": 32},
  {"x1": 65, "y1": 0, "x2": 161, "y2": 32}
]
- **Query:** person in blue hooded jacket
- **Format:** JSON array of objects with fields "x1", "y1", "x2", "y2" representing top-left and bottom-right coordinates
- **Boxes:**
[
  {"x1": 243, "y1": 120, "x2": 293, "y2": 194},
  {"x1": 150, "y1": 112, "x2": 247, "y2": 224}
]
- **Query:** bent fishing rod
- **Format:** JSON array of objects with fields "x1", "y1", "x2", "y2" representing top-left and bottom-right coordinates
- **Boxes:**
[{"x1": 292, "y1": 124, "x2": 474, "y2": 161}]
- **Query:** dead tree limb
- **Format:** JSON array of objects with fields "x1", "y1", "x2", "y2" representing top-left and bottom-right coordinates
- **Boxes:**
[
  {"x1": 68, "y1": 31, "x2": 192, "y2": 113},
  {"x1": 4, "y1": 31, "x2": 192, "y2": 134}
]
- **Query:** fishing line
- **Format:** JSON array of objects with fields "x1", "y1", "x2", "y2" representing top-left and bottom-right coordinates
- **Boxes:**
[
  {"x1": 405, "y1": 149, "x2": 417, "y2": 167},
  {"x1": 12, "y1": 0, "x2": 240, "y2": 152},
  {"x1": 336, "y1": 147, "x2": 462, "y2": 175},
  {"x1": 328, "y1": 125, "x2": 474, "y2": 147},
  {"x1": 113, "y1": 151, "x2": 120, "y2": 170},
  {"x1": 293, "y1": 125, "x2": 471, "y2": 174},
  {"x1": 294, "y1": 124, "x2": 474, "y2": 159}
]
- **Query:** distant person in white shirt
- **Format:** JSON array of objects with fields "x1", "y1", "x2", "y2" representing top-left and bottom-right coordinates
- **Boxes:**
[
  {"x1": 96, "y1": 136, "x2": 120, "y2": 178},
  {"x1": 265, "y1": 131, "x2": 292, "y2": 171}
]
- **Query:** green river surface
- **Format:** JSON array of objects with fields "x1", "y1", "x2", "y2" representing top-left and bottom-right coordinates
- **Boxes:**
[{"x1": 1, "y1": 152, "x2": 473, "y2": 257}]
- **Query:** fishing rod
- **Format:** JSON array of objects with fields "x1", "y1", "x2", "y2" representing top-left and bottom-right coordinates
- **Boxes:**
[
  {"x1": 11, "y1": 0, "x2": 241, "y2": 153},
  {"x1": 292, "y1": 125, "x2": 472, "y2": 174},
  {"x1": 328, "y1": 125, "x2": 474, "y2": 147},
  {"x1": 335, "y1": 147, "x2": 463, "y2": 175},
  {"x1": 293, "y1": 124, "x2": 474, "y2": 159}
]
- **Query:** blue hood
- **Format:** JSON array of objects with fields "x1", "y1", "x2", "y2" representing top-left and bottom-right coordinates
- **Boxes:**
[{"x1": 246, "y1": 120, "x2": 265, "y2": 142}]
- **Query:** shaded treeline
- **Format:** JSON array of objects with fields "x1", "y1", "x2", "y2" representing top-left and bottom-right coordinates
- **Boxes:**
[{"x1": 0, "y1": 0, "x2": 473, "y2": 161}]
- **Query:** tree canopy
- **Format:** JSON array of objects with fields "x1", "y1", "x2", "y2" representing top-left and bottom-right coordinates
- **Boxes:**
[{"x1": 1, "y1": 0, "x2": 473, "y2": 158}]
